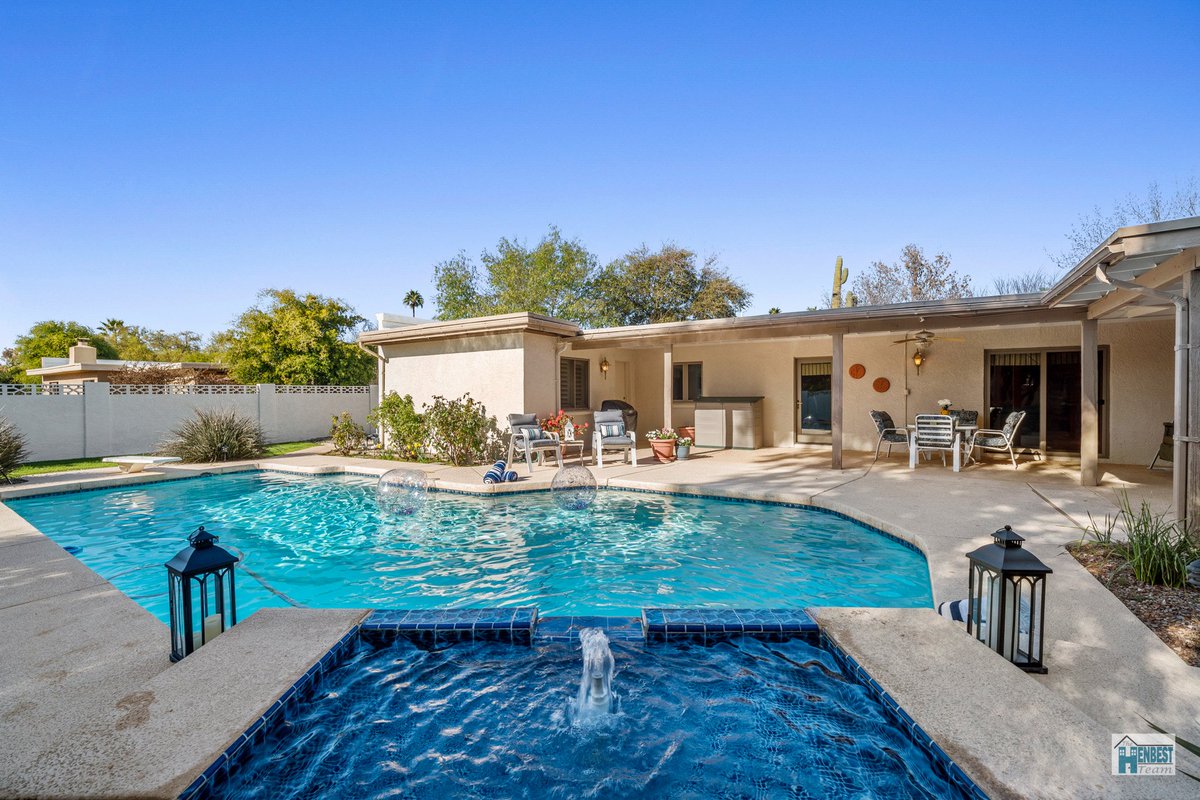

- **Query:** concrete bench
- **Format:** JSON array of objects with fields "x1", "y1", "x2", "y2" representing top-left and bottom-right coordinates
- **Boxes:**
[{"x1": 101, "y1": 456, "x2": 183, "y2": 474}]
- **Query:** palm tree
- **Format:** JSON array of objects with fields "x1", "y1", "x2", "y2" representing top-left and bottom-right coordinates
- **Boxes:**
[
  {"x1": 403, "y1": 290, "x2": 424, "y2": 318},
  {"x1": 768, "y1": 307, "x2": 781, "y2": 315},
  {"x1": 99, "y1": 318, "x2": 126, "y2": 336}
]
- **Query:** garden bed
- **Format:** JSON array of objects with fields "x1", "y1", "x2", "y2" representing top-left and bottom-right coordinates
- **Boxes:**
[{"x1": 1068, "y1": 541, "x2": 1200, "y2": 666}]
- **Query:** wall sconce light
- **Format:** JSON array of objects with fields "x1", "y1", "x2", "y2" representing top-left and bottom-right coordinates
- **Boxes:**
[
  {"x1": 600, "y1": 357, "x2": 610, "y2": 379},
  {"x1": 912, "y1": 348, "x2": 924, "y2": 374}
]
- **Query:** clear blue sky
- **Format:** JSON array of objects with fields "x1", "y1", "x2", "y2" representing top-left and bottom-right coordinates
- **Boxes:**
[{"x1": 2, "y1": 1, "x2": 1198, "y2": 348}]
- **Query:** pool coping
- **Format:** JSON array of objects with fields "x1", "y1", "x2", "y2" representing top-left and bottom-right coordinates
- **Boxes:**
[
  {"x1": 176, "y1": 608, "x2": 986, "y2": 800},
  {"x1": 4, "y1": 456, "x2": 1198, "y2": 798}
]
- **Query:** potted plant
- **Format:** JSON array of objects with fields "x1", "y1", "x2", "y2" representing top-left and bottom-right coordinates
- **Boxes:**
[
  {"x1": 542, "y1": 409, "x2": 589, "y2": 441},
  {"x1": 645, "y1": 428, "x2": 679, "y2": 463},
  {"x1": 677, "y1": 425, "x2": 696, "y2": 442},
  {"x1": 938, "y1": 398, "x2": 953, "y2": 415},
  {"x1": 675, "y1": 436, "x2": 693, "y2": 460}
]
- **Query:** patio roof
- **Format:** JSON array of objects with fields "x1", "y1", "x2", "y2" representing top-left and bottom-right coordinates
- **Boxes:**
[{"x1": 1042, "y1": 215, "x2": 1200, "y2": 319}]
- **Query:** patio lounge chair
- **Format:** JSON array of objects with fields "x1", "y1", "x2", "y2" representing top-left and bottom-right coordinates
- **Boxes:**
[
  {"x1": 1150, "y1": 422, "x2": 1173, "y2": 470},
  {"x1": 506, "y1": 414, "x2": 563, "y2": 475},
  {"x1": 969, "y1": 410, "x2": 1027, "y2": 469},
  {"x1": 869, "y1": 410, "x2": 909, "y2": 461},
  {"x1": 593, "y1": 409, "x2": 637, "y2": 468},
  {"x1": 909, "y1": 414, "x2": 961, "y2": 472}
]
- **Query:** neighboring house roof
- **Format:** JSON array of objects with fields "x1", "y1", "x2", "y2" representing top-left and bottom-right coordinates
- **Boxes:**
[
  {"x1": 27, "y1": 359, "x2": 227, "y2": 377},
  {"x1": 360, "y1": 216, "x2": 1200, "y2": 349}
]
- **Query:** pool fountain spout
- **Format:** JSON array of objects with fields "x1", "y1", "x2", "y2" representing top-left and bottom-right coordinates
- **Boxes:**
[{"x1": 573, "y1": 628, "x2": 615, "y2": 721}]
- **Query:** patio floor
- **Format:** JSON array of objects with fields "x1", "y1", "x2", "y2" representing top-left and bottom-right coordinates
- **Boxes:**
[{"x1": 1, "y1": 445, "x2": 1195, "y2": 797}]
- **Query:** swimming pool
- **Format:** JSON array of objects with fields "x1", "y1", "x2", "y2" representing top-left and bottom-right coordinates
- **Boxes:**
[
  {"x1": 6, "y1": 470, "x2": 933, "y2": 619},
  {"x1": 204, "y1": 633, "x2": 978, "y2": 799}
]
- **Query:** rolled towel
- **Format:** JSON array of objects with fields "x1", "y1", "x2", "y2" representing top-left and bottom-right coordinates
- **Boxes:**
[
  {"x1": 483, "y1": 472, "x2": 501, "y2": 484},
  {"x1": 493, "y1": 460, "x2": 507, "y2": 471},
  {"x1": 937, "y1": 598, "x2": 970, "y2": 623},
  {"x1": 503, "y1": 470, "x2": 519, "y2": 482}
]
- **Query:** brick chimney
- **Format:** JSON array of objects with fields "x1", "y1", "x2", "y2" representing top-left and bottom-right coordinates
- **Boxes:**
[{"x1": 68, "y1": 339, "x2": 98, "y2": 365}]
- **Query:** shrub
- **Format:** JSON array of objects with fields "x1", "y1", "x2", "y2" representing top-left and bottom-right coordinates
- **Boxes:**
[
  {"x1": 422, "y1": 393, "x2": 503, "y2": 466},
  {"x1": 0, "y1": 417, "x2": 29, "y2": 483},
  {"x1": 1083, "y1": 493, "x2": 1199, "y2": 588},
  {"x1": 329, "y1": 412, "x2": 368, "y2": 455},
  {"x1": 159, "y1": 408, "x2": 266, "y2": 462},
  {"x1": 369, "y1": 392, "x2": 426, "y2": 460}
]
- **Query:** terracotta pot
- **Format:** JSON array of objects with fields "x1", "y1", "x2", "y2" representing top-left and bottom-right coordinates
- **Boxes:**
[
  {"x1": 677, "y1": 425, "x2": 695, "y2": 441},
  {"x1": 649, "y1": 439, "x2": 677, "y2": 463}
]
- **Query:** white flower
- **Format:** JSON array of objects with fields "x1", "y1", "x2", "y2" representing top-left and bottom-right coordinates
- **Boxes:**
[{"x1": 937, "y1": 398, "x2": 952, "y2": 407}]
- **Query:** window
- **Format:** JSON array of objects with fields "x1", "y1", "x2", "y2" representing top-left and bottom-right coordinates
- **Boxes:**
[
  {"x1": 797, "y1": 360, "x2": 833, "y2": 434},
  {"x1": 560, "y1": 357, "x2": 589, "y2": 410},
  {"x1": 672, "y1": 363, "x2": 702, "y2": 401}
]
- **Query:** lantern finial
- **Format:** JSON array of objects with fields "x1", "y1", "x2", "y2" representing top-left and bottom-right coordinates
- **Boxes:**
[
  {"x1": 992, "y1": 524, "x2": 1025, "y2": 548},
  {"x1": 188, "y1": 525, "x2": 217, "y2": 548}
]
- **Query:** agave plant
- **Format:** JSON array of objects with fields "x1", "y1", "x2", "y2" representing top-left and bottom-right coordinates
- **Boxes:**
[
  {"x1": 0, "y1": 416, "x2": 29, "y2": 484},
  {"x1": 159, "y1": 408, "x2": 266, "y2": 463}
]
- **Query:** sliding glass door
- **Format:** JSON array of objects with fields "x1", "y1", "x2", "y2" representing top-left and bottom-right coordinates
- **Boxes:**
[
  {"x1": 986, "y1": 348, "x2": 1106, "y2": 455},
  {"x1": 795, "y1": 359, "x2": 832, "y2": 442}
]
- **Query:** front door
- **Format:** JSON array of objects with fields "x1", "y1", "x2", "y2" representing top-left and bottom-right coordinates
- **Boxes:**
[{"x1": 795, "y1": 359, "x2": 833, "y2": 443}]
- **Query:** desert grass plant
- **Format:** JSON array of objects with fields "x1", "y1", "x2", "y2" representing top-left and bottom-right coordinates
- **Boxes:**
[
  {"x1": 159, "y1": 408, "x2": 265, "y2": 463},
  {"x1": 0, "y1": 416, "x2": 29, "y2": 483},
  {"x1": 1082, "y1": 492, "x2": 1199, "y2": 588}
]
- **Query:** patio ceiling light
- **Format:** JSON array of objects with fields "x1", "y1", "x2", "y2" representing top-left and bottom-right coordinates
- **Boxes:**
[{"x1": 912, "y1": 349, "x2": 924, "y2": 374}]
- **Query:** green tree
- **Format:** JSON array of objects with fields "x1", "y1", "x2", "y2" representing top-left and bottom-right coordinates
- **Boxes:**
[
  {"x1": 590, "y1": 244, "x2": 752, "y2": 326},
  {"x1": 1050, "y1": 178, "x2": 1199, "y2": 270},
  {"x1": 223, "y1": 289, "x2": 374, "y2": 385},
  {"x1": 850, "y1": 245, "x2": 974, "y2": 306},
  {"x1": 434, "y1": 226, "x2": 598, "y2": 322},
  {"x1": 403, "y1": 290, "x2": 424, "y2": 317},
  {"x1": 7, "y1": 321, "x2": 118, "y2": 383},
  {"x1": 768, "y1": 307, "x2": 782, "y2": 314}
]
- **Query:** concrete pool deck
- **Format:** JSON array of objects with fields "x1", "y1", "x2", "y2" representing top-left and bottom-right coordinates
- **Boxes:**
[{"x1": 1, "y1": 446, "x2": 1197, "y2": 797}]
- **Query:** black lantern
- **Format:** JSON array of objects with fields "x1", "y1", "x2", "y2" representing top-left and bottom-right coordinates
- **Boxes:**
[
  {"x1": 966, "y1": 525, "x2": 1052, "y2": 673},
  {"x1": 166, "y1": 526, "x2": 239, "y2": 662}
]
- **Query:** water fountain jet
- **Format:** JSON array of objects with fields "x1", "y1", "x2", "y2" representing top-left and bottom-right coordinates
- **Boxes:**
[{"x1": 572, "y1": 628, "x2": 616, "y2": 722}]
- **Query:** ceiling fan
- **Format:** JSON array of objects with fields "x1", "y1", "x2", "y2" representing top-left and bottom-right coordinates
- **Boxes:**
[{"x1": 892, "y1": 329, "x2": 965, "y2": 345}]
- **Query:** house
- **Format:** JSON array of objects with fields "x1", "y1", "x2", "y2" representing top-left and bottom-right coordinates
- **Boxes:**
[
  {"x1": 360, "y1": 216, "x2": 1200, "y2": 519},
  {"x1": 26, "y1": 340, "x2": 228, "y2": 385}
]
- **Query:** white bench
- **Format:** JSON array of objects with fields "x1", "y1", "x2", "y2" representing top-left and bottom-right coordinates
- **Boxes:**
[{"x1": 102, "y1": 456, "x2": 183, "y2": 474}]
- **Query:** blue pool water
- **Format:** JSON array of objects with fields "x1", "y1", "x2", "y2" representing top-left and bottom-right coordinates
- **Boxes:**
[
  {"x1": 6, "y1": 471, "x2": 932, "y2": 620},
  {"x1": 214, "y1": 635, "x2": 972, "y2": 799}
]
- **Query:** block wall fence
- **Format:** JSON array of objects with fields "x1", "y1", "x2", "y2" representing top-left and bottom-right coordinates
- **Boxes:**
[{"x1": 0, "y1": 383, "x2": 376, "y2": 461}]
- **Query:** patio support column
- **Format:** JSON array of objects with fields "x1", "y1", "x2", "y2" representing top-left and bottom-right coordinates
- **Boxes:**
[
  {"x1": 1079, "y1": 318, "x2": 1099, "y2": 486},
  {"x1": 831, "y1": 332, "x2": 844, "y2": 469},
  {"x1": 1185, "y1": 270, "x2": 1199, "y2": 524},
  {"x1": 663, "y1": 346, "x2": 673, "y2": 432}
]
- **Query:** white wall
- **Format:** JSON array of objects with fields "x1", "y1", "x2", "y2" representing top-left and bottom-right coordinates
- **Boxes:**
[{"x1": 0, "y1": 384, "x2": 374, "y2": 461}]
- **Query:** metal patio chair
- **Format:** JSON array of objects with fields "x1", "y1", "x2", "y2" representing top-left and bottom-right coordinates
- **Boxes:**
[
  {"x1": 592, "y1": 409, "x2": 637, "y2": 468},
  {"x1": 870, "y1": 410, "x2": 909, "y2": 461},
  {"x1": 506, "y1": 413, "x2": 563, "y2": 475},
  {"x1": 969, "y1": 411, "x2": 1027, "y2": 469}
]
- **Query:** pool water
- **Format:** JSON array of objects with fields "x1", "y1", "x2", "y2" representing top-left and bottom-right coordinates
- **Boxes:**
[
  {"x1": 6, "y1": 471, "x2": 933, "y2": 620},
  {"x1": 214, "y1": 635, "x2": 972, "y2": 799}
]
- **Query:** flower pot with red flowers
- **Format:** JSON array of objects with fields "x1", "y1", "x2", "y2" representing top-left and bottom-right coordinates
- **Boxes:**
[{"x1": 645, "y1": 428, "x2": 679, "y2": 463}]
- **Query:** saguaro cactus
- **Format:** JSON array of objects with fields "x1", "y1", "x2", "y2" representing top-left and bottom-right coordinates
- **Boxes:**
[{"x1": 831, "y1": 256, "x2": 849, "y2": 308}]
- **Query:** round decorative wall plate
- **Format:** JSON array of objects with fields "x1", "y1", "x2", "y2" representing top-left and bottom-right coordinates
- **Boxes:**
[
  {"x1": 872, "y1": 377, "x2": 891, "y2": 393},
  {"x1": 848, "y1": 363, "x2": 866, "y2": 379}
]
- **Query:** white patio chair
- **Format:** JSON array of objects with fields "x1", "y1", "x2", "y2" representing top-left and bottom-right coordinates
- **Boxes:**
[
  {"x1": 969, "y1": 411, "x2": 1027, "y2": 469},
  {"x1": 592, "y1": 409, "x2": 637, "y2": 468},
  {"x1": 909, "y1": 414, "x2": 961, "y2": 472},
  {"x1": 506, "y1": 413, "x2": 563, "y2": 475}
]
